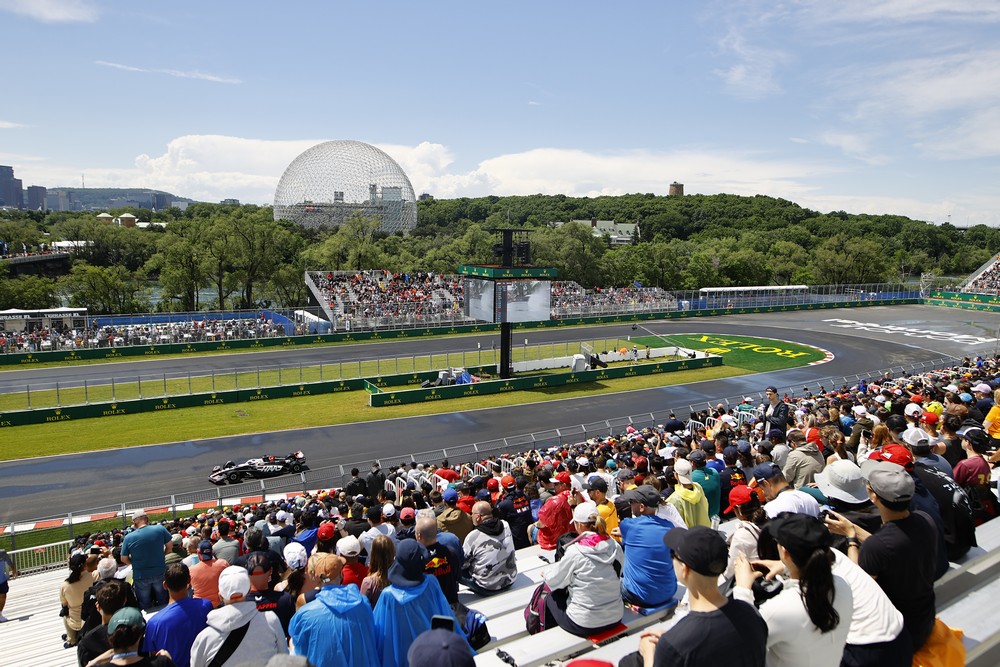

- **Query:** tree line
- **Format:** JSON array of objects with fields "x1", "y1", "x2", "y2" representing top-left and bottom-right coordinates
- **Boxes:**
[{"x1": 1, "y1": 193, "x2": 997, "y2": 314}]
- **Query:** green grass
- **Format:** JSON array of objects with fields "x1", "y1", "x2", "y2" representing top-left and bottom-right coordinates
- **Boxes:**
[
  {"x1": 0, "y1": 337, "x2": 632, "y2": 411},
  {"x1": 631, "y1": 333, "x2": 826, "y2": 372}
]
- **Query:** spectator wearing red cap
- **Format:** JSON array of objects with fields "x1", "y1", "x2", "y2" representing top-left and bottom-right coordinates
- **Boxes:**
[
  {"x1": 721, "y1": 486, "x2": 768, "y2": 581},
  {"x1": 496, "y1": 474, "x2": 533, "y2": 550},
  {"x1": 486, "y1": 477, "x2": 501, "y2": 503},
  {"x1": 783, "y1": 428, "x2": 824, "y2": 490},
  {"x1": 533, "y1": 471, "x2": 578, "y2": 550}
]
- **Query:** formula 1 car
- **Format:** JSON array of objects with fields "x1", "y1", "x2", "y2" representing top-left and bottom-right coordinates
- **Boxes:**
[{"x1": 209, "y1": 451, "x2": 308, "y2": 485}]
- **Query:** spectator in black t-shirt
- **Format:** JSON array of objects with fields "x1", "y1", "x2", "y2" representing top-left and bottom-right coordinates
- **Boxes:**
[
  {"x1": 717, "y1": 446, "x2": 748, "y2": 520},
  {"x1": 244, "y1": 551, "x2": 295, "y2": 638},
  {"x1": 619, "y1": 526, "x2": 766, "y2": 667},
  {"x1": 77, "y1": 579, "x2": 130, "y2": 667},
  {"x1": 826, "y1": 460, "x2": 937, "y2": 652},
  {"x1": 414, "y1": 516, "x2": 459, "y2": 605}
]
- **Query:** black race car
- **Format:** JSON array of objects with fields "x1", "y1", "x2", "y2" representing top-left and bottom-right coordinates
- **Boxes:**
[{"x1": 209, "y1": 451, "x2": 308, "y2": 485}]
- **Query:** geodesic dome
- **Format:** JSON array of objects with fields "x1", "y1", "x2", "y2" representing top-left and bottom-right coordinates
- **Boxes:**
[{"x1": 273, "y1": 140, "x2": 417, "y2": 233}]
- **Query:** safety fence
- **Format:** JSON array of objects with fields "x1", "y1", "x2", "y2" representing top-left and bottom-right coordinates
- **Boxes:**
[
  {"x1": 0, "y1": 338, "x2": 633, "y2": 427},
  {"x1": 0, "y1": 296, "x2": 918, "y2": 367}
]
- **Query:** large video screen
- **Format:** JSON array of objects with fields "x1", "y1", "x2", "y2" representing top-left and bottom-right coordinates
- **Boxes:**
[
  {"x1": 499, "y1": 280, "x2": 550, "y2": 323},
  {"x1": 464, "y1": 278, "x2": 496, "y2": 322}
]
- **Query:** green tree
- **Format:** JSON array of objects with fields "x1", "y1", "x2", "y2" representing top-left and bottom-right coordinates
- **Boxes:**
[
  {"x1": 62, "y1": 263, "x2": 150, "y2": 314},
  {"x1": 146, "y1": 218, "x2": 210, "y2": 311},
  {"x1": 811, "y1": 235, "x2": 891, "y2": 285}
]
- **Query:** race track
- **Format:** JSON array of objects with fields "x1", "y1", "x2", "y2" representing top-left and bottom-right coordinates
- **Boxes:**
[{"x1": 2, "y1": 304, "x2": 999, "y2": 523}]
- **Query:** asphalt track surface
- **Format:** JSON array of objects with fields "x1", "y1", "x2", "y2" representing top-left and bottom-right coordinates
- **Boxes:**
[{"x1": 3, "y1": 304, "x2": 1000, "y2": 524}]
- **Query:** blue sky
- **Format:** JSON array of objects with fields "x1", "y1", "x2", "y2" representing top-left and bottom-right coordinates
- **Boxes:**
[{"x1": 2, "y1": 0, "x2": 999, "y2": 225}]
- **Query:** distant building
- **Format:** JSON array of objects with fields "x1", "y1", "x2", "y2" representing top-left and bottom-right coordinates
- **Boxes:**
[
  {"x1": 220, "y1": 198, "x2": 240, "y2": 206},
  {"x1": 0, "y1": 165, "x2": 24, "y2": 209},
  {"x1": 553, "y1": 218, "x2": 638, "y2": 245},
  {"x1": 668, "y1": 182, "x2": 684, "y2": 196},
  {"x1": 151, "y1": 192, "x2": 170, "y2": 210},
  {"x1": 418, "y1": 193, "x2": 434, "y2": 201},
  {"x1": 115, "y1": 213, "x2": 138, "y2": 228},
  {"x1": 96, "y1": 212, "x2": 114, "y2": 223},
  {"x1": 26, "y1": 185, "x2": 47, "y2": 211},
  {"x1": 47, "y1": 189, "x2": 75, "y2": 212}
]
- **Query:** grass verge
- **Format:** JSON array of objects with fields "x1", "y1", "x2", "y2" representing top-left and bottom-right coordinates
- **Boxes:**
[{"x1": 631, "y1": 333, "x2": 826, "y2": 372}]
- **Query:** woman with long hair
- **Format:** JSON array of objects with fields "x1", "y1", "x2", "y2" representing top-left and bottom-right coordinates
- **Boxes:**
[
  {"x1": 360, "y1": 535, "x2": 395, "y2": 608},
  {"x1": 722, "y1": 486, "x2": 768, "y2": 581},
  {"x1": 826, "y1": 430, "x2": 855, "y2": 466},
  {"x1": 540, "y1": 502, "x2": 624, "y2": 637},
  {"x1": 734, "y1": 513, "x2": 852, "y2": 666},
  {"x1": 60, "y1": 553, "x2": 91, "y2": 648}
]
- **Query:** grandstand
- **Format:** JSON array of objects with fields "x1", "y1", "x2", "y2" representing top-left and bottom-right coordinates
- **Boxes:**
[{"x1": 960, "y1": 255, "x2": 1000, "y2": 295}]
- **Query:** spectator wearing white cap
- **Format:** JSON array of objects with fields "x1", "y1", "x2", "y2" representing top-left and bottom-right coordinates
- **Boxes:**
[
  {"x1": 336, "y1": 535, "x2": 369, "y2": 589},
  {"x1": 981, "y1": 387, "x2": 1000, "y2": 446},
  {"x1": 190, "y1": 566, "x2": 287, "y2": 667},
  {"x1": 825, "y1": 460, "x2": 936, "y2": 653},
  {"x1": 539, "y1": 502, "x2": 624, "y2": 637},
  {"x1": 848, "y1": 405, "x2": 874, "y2": 452},
  {"x1": 666, "y1": 460, "x2": 711, "y2": 528},
  {"x1": 360, "y1": 506, "x2": 398, "y2": 559},
  {"x1": 973, "y1": 382, "x2": 994, "y2": 416}
]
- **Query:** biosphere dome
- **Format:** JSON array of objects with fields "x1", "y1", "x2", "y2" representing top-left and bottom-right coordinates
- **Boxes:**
[{"x1": 273, "y1": 140, "x2": 417, "y2": 233}]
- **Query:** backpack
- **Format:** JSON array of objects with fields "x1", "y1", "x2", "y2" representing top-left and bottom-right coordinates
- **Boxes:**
[
  {"x1": 959, "y1": 483, "x2": 1000, "y2": 527},
  {"x1": 524, "y1": 582, "x2": 552, "y2": 635},
  {"x1": 451, "y1": 601, "x2": 491, "y2": 650}
]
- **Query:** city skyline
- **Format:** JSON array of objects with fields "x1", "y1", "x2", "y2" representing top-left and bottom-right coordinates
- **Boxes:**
[{"x1": 1, "y1": 1, "x2": 999, "y2": 225}]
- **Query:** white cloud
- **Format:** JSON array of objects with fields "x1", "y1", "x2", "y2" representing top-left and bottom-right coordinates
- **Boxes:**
[
  {"x1": 713, "y1": 28, "x2": 787, "y2": 99},
  {"x1": 10, "y1": 134, "x2": 1000, "y2": 227},
  {"x1": 804, "y1": 0, "x2": 1000, "y2": 25},
  {"x1": 817, "y1": 132, "x2": 889, "y2": 165},
  {"x1": 0, "y1": 119, "x2": 27, "y2": 129},
  {"x1": 95, "y1": 60, "x2": 241, "y2": 84},
  {"x1": 0, "y1": 0, "x2": 97, "y2": 23}
]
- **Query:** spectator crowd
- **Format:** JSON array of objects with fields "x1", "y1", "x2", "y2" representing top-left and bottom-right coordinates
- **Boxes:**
[
  {"x1": 44, "y1": 354, "x2": 1000, "y2": 666},
  {"x1": 965, "y1": 258, "x2": 1000, "y2": 295},
  {"x1": 1, "y1": 316, "x2": 288, "y2": 354}
]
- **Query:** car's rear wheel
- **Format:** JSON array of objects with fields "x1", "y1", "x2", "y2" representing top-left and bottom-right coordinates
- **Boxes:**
[{"x1": 227, "y1": 472, "x2": 240, "y2": 484}]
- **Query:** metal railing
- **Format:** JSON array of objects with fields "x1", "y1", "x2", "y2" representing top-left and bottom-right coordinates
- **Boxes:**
[
  {"x1": 3, "y1": 350, "x2": 979, "y2": 562},
  {"x1": 0, "y1": 337, "x2": 629, "y2": 411}
]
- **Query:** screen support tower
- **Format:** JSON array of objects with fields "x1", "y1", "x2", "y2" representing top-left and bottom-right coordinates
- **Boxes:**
[{"x1": 457, "y1": 229, "x2": 556, "y2": 380}]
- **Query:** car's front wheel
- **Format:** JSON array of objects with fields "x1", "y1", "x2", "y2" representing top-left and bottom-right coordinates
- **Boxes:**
[
  {"x1": 291, "y1": 463, "x2": 303, "y2": 473},
  {"x1": 226, "y1": 472, "x2": 240, "y2": 484}
]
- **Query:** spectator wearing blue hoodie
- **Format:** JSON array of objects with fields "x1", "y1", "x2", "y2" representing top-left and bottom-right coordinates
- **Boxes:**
[{"x1": 289, "y1": 552, "x2": 378, "y2": 667}]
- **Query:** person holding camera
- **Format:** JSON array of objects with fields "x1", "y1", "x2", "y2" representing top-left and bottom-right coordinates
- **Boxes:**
[{"x1": 733, "y1": 513, "x2": 852, "y2": 667}]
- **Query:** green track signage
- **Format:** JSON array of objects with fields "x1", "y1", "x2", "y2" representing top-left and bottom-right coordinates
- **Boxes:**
[{"x1": 368, "y1": 356, "x2": 720, "y2": 407}]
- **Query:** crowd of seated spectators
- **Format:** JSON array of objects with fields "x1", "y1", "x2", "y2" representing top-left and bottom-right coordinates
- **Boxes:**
[
  {"x1": 550, "y1": 283, "x2": 677, "y2": 317},
  {"x1": 965, "y1": 259, "x2": 1000, "y2": 295},
  {"x1": 0, "y1": 317, "x2": 287, "y2": 354},
  {"x1": 310, "y1": 271, "x2": 469, "y2": 330},
  {"x1": 48, "y1": 354, "x2": 1000, "y2": 666}
]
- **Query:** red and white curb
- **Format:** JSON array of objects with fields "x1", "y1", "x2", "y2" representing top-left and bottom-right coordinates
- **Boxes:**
[{"x1": 0, "y1": 488, "x2": 334, "y2": 536}]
